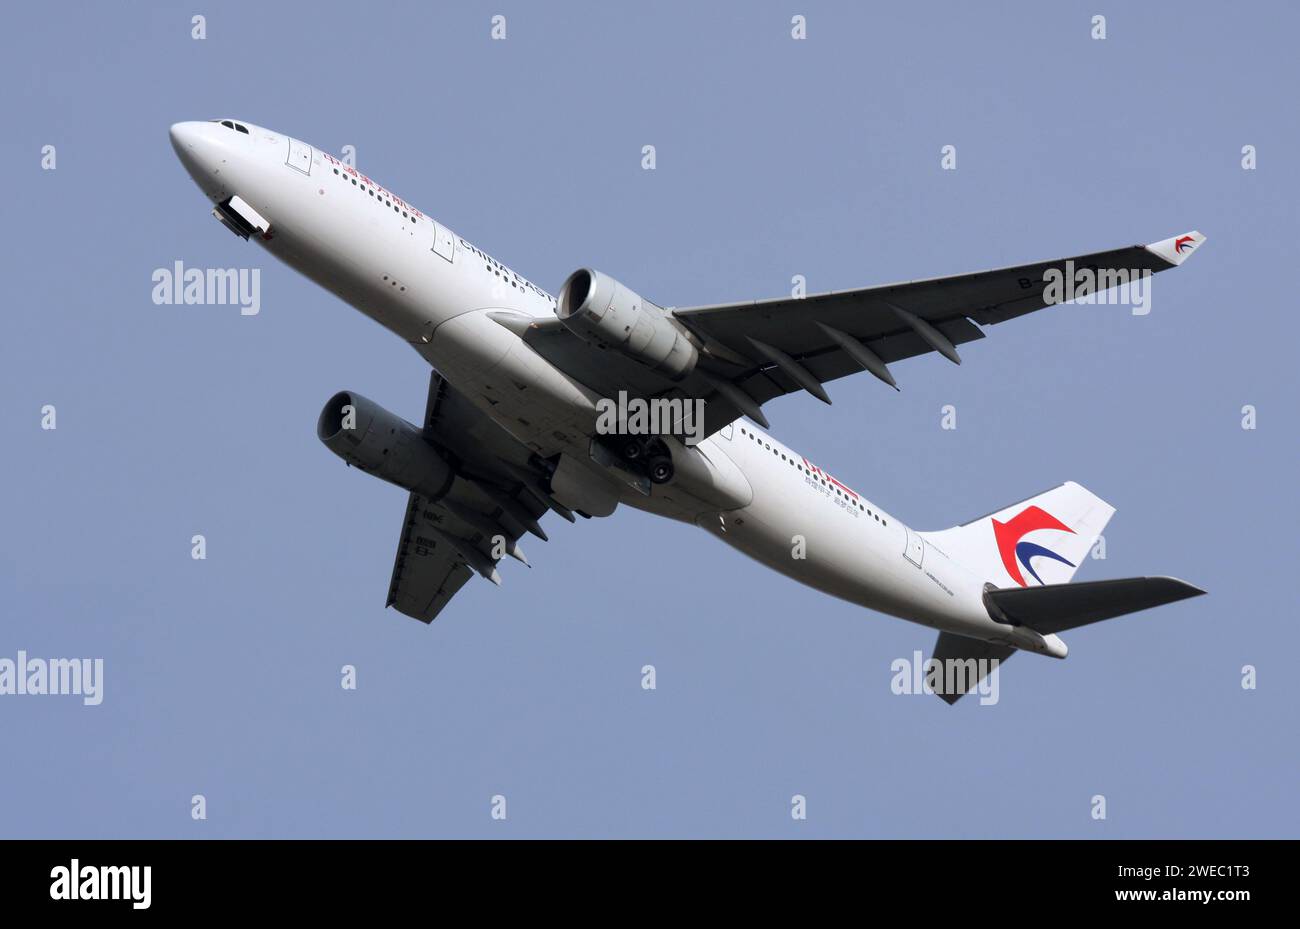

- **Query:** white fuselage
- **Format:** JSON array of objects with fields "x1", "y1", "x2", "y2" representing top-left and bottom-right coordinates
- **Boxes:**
[{"x1": 170, "y1": 119, "x2": 1048, "y2": 649}]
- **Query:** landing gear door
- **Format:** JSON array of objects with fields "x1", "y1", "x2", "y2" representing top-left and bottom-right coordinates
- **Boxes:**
[
  {"x1": 903, "y1": 527, "x2": 924, "y2": 568},
  {"x1": 286, "y1": 138, "x2": 312, "y2": 175},
  {"x1": 431, "y1": 222, "x2": 455, "y2": 263}
]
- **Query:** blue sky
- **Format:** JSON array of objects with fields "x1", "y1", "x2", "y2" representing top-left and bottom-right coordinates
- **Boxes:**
[{"x1": 1, "y1": 0, "x2": 1295, "y2": 837}]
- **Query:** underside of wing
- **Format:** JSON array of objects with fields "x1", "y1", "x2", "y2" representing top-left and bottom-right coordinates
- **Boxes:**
[
  {"x1": 381, "y1": 371, "x2": 573, "y2": 623},
  {"x1": 669, "y1": 232, "x2": 1206, "y2": 427},
  {"x1": 509, "y1": 232, "x2": 1204, "y2": 440},
  {"x1": 386, "y1": 492, "x2": 476, "y2": 622}
]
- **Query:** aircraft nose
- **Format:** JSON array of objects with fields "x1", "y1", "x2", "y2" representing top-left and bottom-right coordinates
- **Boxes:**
[
  {"x1": 169, "y1": 121, "x2": 204, "y2": 160},
  {"x1": 169, "y1": 120, "x2": 228, "y2": 198}
]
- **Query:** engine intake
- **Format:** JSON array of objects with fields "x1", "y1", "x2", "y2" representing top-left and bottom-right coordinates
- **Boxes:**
[
  {"x1": 317, "y1": 391, "x2": 454, "y2": 500},
  {"x1": 556, "y1": 268, "x2": 698, "y2": 379}
]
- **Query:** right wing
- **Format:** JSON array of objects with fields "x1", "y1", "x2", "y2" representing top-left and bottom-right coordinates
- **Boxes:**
[
  {"x1": 385, "y1": 492, "x2": 475, "y2": 622},
  {"x1": 384, "y1": 371, "x2": 570, "y2": 624}
]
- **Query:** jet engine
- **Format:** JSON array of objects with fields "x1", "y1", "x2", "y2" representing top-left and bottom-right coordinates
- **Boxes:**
[
  {"x1": 555, "y1": 268, "x2": 699, "y2": 379},
  {"x1": 317, "y1": 391, "x2": 454, "y2": 500}
]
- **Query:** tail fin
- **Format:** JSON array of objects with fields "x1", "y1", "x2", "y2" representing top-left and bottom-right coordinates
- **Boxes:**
[{"x1": 923, "y1": 481, "x2": 1114, "y2": 588}]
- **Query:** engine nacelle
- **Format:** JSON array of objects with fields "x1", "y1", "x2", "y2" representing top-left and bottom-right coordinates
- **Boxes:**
[
  {"x1": 317, "y1": 391, "x2": 454, "y2": 500},
  {"x1": 556, "y1": 268, "x2": 699, "y2": 379}
]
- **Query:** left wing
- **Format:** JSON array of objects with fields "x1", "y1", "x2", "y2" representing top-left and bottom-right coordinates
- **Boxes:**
[
  {"x1": 670, "y1": 231, "x2": 1205, "y2": 428},
  {"x1": 513, "y1": 232, "x2": 1204, "y2": 438}
]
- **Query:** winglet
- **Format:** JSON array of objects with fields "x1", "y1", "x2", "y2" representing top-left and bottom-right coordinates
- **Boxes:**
[{"x1": 1145, "y1": 230, "x2": 1206, "y2": 267}]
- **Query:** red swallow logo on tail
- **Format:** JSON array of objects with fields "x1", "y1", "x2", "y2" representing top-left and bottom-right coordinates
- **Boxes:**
[{"x1": 992, "y1": 506, "x2": 1076, "y2": 587}]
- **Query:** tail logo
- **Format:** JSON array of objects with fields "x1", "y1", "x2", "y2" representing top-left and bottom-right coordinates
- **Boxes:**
[
  {"x1": 992, "y1": 506, "x2": 1076, "y2": 587},
  {"x1": 1175, "y1": 235, "x2": 1197, "y2": 254}
]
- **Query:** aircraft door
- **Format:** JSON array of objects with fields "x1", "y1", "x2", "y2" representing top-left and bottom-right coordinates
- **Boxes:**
[
  {"x1": 903, "y1": 527, "x2": 924, "y2": 568},
  {"x1": 431, "y1": 222, "x2": 455, "y2": 262},
  {"x1": 286, "y1": 138, "x2": 312, "y2": 175}
]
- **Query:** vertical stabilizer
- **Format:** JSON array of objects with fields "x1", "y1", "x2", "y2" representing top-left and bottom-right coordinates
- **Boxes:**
[{"x1": 923, "y1": 482, "x2": 1114, "y2": 588}]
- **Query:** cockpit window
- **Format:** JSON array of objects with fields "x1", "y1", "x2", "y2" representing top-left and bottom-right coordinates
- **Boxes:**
[
  {"x1": 221, "y1": 120, "x2": 234, "y2": 129},
  {"x1": 235, "y1": 123, "x2": 249, "y2": 134}
]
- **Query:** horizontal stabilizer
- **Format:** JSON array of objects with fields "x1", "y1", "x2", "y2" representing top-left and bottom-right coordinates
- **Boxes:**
[
  {"x1": 985, "y1": 576, "x2": 1205, "y2": 636},
  {"x1": 930, "y1": 633, "x2": 1016, "y2": 705}
]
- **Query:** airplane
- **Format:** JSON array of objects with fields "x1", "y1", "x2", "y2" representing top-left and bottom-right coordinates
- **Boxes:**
[{"x1": 169, "y1": 118, "x2": 1206, "y2": 703}]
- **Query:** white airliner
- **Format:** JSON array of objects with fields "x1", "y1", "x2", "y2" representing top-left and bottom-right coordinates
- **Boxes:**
[{"x1": 170, "y1": 119, "x2": 1205, "y2": 702}]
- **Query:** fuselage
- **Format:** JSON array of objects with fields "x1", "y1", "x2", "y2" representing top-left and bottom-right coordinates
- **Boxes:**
[{"x1": 170, "y1": 118, "x2": 1048, "y2": 649}]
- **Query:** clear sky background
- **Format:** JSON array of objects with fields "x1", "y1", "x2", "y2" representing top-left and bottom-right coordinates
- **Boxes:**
[{"x1": 2, "y1": 1, "x2": 1295, "y2": 838}]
